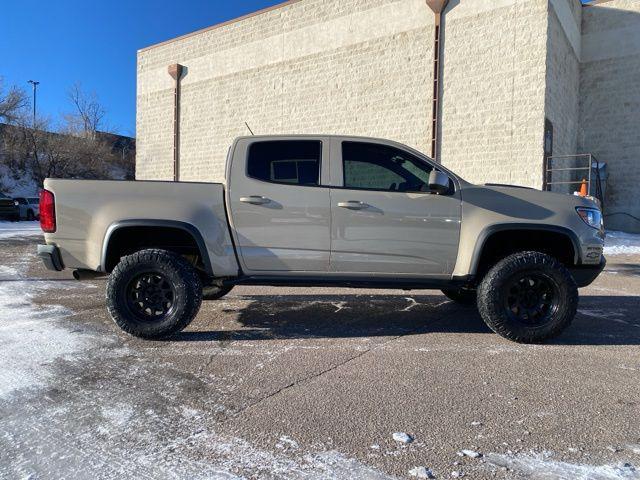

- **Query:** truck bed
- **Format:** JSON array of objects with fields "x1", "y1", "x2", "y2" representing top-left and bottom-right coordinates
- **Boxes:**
[{"x1": 43, "y1": 179, "x2": 238, "y2": 276}]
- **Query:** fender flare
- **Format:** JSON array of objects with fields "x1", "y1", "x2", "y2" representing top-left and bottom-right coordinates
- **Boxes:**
[
  {"x1": 100, "y1": 219, "x2": 213, "y2": 275},
  {"x1": 468, "y1": 223, "x2": 581, "y2": 276}
]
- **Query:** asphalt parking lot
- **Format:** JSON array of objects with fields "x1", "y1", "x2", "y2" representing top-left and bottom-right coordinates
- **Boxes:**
[{"x1": 1, "y1": 229, "x2": 639, "y2": 479}]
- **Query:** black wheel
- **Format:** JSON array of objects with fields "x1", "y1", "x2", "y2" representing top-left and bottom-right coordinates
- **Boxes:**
[
  {"x1": 26, "y1": 210, "x2": 35, "y2": 221},
  {"x1": 106, "y1": 249, "x2": 203, "y2": 339},
  {"x1": 442, "y1": 288, "x2": 477, "y2": 306},
  {"x1": 477, "y1": 251, "x2": 578, "y2": 344},
  {"x1": 203, "y1": 284, "x2": 234, "y2": 300}
]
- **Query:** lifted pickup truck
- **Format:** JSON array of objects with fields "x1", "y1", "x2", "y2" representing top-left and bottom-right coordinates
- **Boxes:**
[{"x1": 38, "y1": 135, "x2": 605, "y2": 343}]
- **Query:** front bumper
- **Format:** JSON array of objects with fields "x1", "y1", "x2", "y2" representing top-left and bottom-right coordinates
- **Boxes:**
[
  {"x1": 37, "y1": 244, "x2": 64, "y2": 271},
  {"x1": 569, "y1": 257, "x2": 606, "y2": 288}
]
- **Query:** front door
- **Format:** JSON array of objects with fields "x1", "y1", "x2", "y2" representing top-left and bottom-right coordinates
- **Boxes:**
[
  {"x1": 228, "y1": 139, "x2": 331, "y2": 272},
  {"x1": 330, "y1": 140, "x2": 461, "y2": 276}
]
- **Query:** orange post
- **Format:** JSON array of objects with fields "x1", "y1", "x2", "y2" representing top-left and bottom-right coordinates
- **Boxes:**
[{"x1": 579, "y1": 178, "x2": 588, "y2": 197}]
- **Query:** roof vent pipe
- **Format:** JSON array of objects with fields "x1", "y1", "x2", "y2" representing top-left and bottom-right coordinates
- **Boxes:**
[
  {"x1": 425, "y1": 0, "x2": 449, "y2": 163},
  {"x1": 168, "y1": 64, "x2": 184, "y2": 181}
]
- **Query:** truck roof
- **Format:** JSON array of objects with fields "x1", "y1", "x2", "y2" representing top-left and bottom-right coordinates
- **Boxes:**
[{"x1": 234, "y1": 134, "x2": 402, "y2": 142}]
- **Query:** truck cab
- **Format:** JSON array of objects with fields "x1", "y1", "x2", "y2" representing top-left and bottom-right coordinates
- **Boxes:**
[{"x1": 227, "y1": 136, "x2": 461, "y2": 278}]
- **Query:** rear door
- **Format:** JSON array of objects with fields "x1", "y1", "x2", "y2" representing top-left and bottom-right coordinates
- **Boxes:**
[
  {"x1": 228, "y1": 138, "x2": 331, "y2": 273},
  {"x1": 329, "y1": 139, "x2": 461, "y2": 276}
]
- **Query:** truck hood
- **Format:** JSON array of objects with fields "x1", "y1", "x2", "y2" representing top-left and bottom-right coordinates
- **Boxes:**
[{"x1": 459, "y1": 182, "x2": 599, "y2": 223}]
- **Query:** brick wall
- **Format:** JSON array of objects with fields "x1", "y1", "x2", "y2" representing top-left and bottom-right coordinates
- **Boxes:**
[
  {"x1": 137, "y1": 0, "x2": 435, "y2": 183},
  {"x1": 136, "y1": 0, "x2": 640, "y2": 233},
  {"x1": 136, "y1": 0, "x2": 554, "y2": 190},
  {"x1": 439, "y1": 0, "x2": 549, "y2": 188},
  {"x1": 544, "y1": 0, "x2": 581, "y2": 194},
  {"x1": 580, "y1": 0, "x2": 640, "y2": 232}
]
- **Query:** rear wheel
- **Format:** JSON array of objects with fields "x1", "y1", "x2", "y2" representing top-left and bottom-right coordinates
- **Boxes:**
[
  {"x1": 106, "y1": 249, "x2": 202, "y2": 339},
  {"x1": 442, "y1": 288, "x2": 477, "y2": 306},
  {"x1": 477, "y1": 251, "x2": 577, "y2": 344},
  {"x1": 26, "y1": 210, "x2": 35, "y2": 221}
]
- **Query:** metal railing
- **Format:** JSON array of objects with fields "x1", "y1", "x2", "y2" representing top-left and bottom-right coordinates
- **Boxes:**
[{"x1": 544, "y1": 154, "x2": 605, "y2": 208}]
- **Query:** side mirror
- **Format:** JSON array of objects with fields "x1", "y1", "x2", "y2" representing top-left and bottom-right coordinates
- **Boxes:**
[{"x1": 428, "y1": 170, "x2": 450, "y2": 194}]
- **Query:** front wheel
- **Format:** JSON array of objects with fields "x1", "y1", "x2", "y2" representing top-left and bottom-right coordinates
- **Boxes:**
[
  {"x1": 477, "y1": 251, "x2": 578, "y2": 344},
  {"x1": 106, "y1": 249, "x2": 203, "y2": 339}
]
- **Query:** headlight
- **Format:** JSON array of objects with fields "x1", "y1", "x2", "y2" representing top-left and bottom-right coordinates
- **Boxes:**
[
  {"x1": 13, "y1": 200, "x2": 19, "y2": 206},
  {"x1": 576, "y1": 207, "x2": 603, "y2": 230}
]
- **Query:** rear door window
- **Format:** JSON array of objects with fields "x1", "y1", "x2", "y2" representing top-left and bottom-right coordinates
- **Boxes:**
[{"x1": 247, "y1": 141, "x2": 321, "y2": 186}]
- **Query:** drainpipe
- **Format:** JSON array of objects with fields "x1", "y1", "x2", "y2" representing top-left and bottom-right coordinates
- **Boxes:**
[
  {"x1": 425, "y1": 0, "x2": 449, "y2": 162},
  {"x1": 168, "y1": 64, "x2": 184, "y2": 181}
]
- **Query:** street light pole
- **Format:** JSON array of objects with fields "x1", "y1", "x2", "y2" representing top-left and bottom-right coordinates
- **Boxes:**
[{"x1": 27, "y1": 80, "x2": 40, "y2": 127}]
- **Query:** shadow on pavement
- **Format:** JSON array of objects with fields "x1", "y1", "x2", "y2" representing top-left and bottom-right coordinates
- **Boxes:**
[{"x1": 173, "y1": 294, "x2": 640, "y2": 346}]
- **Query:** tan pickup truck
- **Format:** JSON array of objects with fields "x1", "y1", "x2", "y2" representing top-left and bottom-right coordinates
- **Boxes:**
[{"x1": 37, "y1": 135, "x2": 606, "y2": 343}]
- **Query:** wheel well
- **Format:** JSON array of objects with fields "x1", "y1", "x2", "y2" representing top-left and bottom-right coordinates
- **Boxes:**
[
  {"x1": 103, "y1": 226, "x2": 207, "y2": 274},
  {"x1": 474, "y1": 229, "x2": 577, "y2": 279}
]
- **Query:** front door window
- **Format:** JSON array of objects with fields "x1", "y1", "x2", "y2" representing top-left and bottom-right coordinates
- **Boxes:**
[{"x1": 342, "y1": 142, "x2": 433, "y2": 193}]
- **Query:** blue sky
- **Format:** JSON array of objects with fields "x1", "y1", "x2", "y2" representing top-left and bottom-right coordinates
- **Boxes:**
[
  {"x1": 0, "y1": 0, "x2": 281, "y2": 136},
  {"x1": 2, "y1": 0, "x2": 596, "y2": 137}
]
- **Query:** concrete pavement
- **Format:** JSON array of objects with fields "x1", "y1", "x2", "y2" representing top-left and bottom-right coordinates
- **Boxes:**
[{"x1": 1, "y1": 233, "x2": 639, "y2": 479}]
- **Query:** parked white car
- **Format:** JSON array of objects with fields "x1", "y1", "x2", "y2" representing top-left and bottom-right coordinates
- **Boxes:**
[{"x1": 14, "y1": 197, "x2": 40, "y2": 220}]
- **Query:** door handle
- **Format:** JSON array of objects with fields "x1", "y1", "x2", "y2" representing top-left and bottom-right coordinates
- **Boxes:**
[
  {"x1": 240, "y1": 196, "x2": 271, "y2": 205},
  {"x1": 338, "y1": 201, "x2": 368, "y2": 210}
]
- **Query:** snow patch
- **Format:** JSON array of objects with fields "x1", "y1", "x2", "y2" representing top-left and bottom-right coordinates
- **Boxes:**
[
  {"x1": 101, "y1": 405, "x2": 135, "y2": 427},
  {"x1": 0, "y1": 265, "x2": 19, "y2": 277},
  {"x1": 0, "y1": 263, "x2": 91, "y2": 398},
  {"x1": 409, "y1": 466, "x2": 435, "y2": 478},
  {"x1": 276, "y1": 435, "x2": 300, "y2": 450},
  {"x1": 304, "y1": 451, "x2": 396, "y2": 479},
  {"x1": 0, "y1": 221, "x2": 42, "y2": 240},
  {"x1": 486, "y1": 452, "x2": 639, "y2": 480},
  {"x1": 459, "y1": 449, "x2": 482, "y2": 459},
  {"x1": 605, "y1": 231, "x2": 640, "y2": 256},
  {"x1": 392, "y1": 432, "x2": 414, "y2": 444},
  {"x1": 0, "y1": 164, "x2": 38, "y2": 197}
]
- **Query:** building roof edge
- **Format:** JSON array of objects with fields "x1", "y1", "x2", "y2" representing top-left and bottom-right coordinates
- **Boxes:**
[{"x1": 138, "y1": 0, "x2": 304, "y2": 54}]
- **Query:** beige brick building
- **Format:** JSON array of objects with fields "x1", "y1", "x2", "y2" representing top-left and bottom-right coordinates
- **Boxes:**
[{"x1": 136, "y1": 0, "x2": 640, "y2": 232}]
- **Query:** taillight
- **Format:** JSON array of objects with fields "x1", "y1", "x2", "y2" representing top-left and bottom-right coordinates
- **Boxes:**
[{"x1": 40, "y1": 189, "x2": 56, "y2": 233}]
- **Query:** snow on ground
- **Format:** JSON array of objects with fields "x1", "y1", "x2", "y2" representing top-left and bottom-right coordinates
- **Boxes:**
[
  {"x1": 0, "y1": 164, "x2": 38, "y2": 197},
  {"x1": 0, "y1": 259, "x2": 94, "y2": 398},
  {"x1": 605, "y1": 230, "x2": 640, "y2": 256},
  {"x1": 0, "y1": 221, "x2": 41, "y2": 240},
  {"x1": 0, "y1": 248, "x2": 396, "y2": 479},
  {"x1": 486, "y1": 452, "x2": 639, "y2": 480}
]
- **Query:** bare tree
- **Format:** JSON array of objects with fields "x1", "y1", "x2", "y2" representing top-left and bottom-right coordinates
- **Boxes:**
[
  {"x1": 3, "y1": 115, "x2": 115, "y2": 187},
  {"x1": 0, "y1": 78, "x2": 28, "y2": 124},
  {"x1": 1, "y1": 80, "x2": 134, "y2": 191},
  {"x1": 66, "y1": 82, "x2": 106, "y2": 138}
]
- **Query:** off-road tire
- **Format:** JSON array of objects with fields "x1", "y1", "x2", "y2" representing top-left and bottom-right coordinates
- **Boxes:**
[
  {"x1": 442, "y1": 288, "x2": 477, "y2": 306},
  {"x1": 203, "y1": 285, "x2": 234, "y2": 301},
  {"x1": 477, "y1": 251, "x2": 578, "y2": 344},
  {"x1": 106, "y1": 249, "x2": 203, "y2": 339}
]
